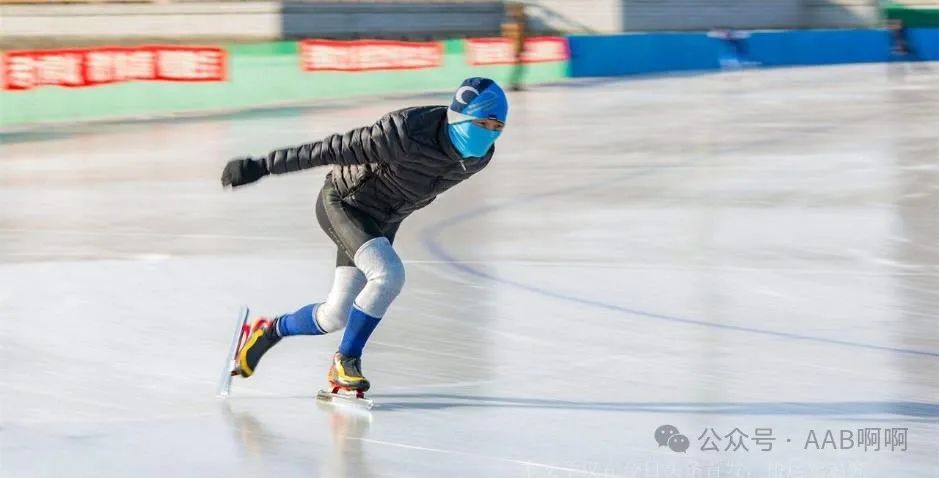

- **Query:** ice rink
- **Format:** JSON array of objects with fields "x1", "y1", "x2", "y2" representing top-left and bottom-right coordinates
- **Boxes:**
[{"x1": 2, "y1": 64, "x2": 938, "y2": 478}]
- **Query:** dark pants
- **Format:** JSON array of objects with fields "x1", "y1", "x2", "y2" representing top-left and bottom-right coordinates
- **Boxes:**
[{"x1": 315, "y1": 181, "x2": 400, "y2": 268}]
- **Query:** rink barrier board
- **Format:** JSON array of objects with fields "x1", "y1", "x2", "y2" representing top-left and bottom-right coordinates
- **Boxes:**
[
  {"x1": 3, "y1": 30, "x2": 938, "y2": 127},
  {"x1": 0, "y1": 39, "x2": 566, "y2": 128},
  {"x1": 907, "y1": 28, "x2": 939, "y2": 59},
  {"x1": 568, "y1": 28, "x2": 939, "y2": 77}
]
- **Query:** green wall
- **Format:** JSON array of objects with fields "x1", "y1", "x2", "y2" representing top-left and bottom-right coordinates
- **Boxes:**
[
  {"x1": 0, "y1": 40, "x2": 568, "y2": 128},
  {"x1": 885, "y1": 5, "x2": 939, "y2": 28}
]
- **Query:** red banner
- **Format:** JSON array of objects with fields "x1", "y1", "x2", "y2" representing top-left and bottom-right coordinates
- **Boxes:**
[
  {"x1": 465, "y1": 36, "x2": 569, "y2": 66},
  {"x1": 2, "y1": 45, "x2": 226, "y2": 91},
  {"x1": 300, "y1": 39, "x2": 443, "y2": 72}
]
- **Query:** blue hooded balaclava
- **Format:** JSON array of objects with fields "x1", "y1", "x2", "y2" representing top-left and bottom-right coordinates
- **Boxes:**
[{"x1": 447, "y1": 77, "x2": 508, "y2": 159}]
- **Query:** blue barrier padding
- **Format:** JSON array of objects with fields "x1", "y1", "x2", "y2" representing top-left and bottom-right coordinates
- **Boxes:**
[
  {"x1": 568, "y1": 28, "x2": 939, "y2": 78},
  {"x1": 908, "y1": 28, "x2": 939, "y2": 60},
  {"x1": 568, "y1": 33, "x2": 720, "y2": 77},
  {"x1": 747, "y1": 29, "x2": 889, "y2": 66}
]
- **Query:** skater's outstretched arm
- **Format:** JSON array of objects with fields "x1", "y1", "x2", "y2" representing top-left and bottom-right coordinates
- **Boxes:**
[
  {"x1": 221, "y1": 113, "x2": 408, "y2": 188},
  {"x1": 264, "y1": 113, "x2": 408, "y2": 173}
]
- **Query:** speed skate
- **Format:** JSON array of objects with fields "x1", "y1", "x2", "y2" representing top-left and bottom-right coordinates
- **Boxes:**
[
  {"x1": 315, "y1": 386, "x2": 374, "y2": 410},
  {"x1": 218, "y1": 305, "x2": 374, "y2": 408},
  {"x1": 316, "y1": 358, "x2": 375, "y2": 409},
  {"x1": 216, "y1": 306, "x2": 251, "y2": 398}
]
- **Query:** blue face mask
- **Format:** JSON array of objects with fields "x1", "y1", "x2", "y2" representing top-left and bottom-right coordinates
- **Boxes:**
[
  {"x1": 448, "y1": 121, "x2": 501, "y2": 159},
  {"x1": 447, "y1": 77, "x2": 508, "y2": 159}
]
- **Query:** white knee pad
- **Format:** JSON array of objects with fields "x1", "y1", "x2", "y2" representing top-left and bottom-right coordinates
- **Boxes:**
[
  {"x1": 316, "y1": 266, "x2": 367, "y2": 333},
  {"x1": 353, "y1": 237, "x2": 405, "y2": 318}
]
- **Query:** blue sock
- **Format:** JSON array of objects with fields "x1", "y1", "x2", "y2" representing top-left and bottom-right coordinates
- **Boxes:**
[
  {"x1": 338, "y1": 306, "x2": 381, "y2": 358},
  {"x1": 276, "y1": 303, "x2": 326, "y2": 336}
]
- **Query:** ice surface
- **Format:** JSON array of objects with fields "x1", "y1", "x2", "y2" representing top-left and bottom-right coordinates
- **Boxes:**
[{"x1": 1, "y1": 64, "x2": 938, "y2": 478}]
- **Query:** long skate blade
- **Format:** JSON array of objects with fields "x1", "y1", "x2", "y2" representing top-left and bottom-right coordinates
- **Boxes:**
[
  {"x1": 316, "y1": 389, "x2": 374, "y2": 410},
  {"x1": 216, "y1": 306, "x2": 250, "y2": 398}
]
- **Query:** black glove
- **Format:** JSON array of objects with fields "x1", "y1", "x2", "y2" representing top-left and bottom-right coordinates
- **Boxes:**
[{"x1": 221, "y1": 156, "x2": 268, "y2": 188}]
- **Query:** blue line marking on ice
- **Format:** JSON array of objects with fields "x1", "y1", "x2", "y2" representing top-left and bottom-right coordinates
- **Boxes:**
[{"x1": 419, "y1": 168, "x2": 939, "y2": 359}]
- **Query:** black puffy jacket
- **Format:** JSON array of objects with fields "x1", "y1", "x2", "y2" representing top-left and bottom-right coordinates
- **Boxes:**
[{"x1": 261, "y1": 106, "x2": 493, "y2": 224}]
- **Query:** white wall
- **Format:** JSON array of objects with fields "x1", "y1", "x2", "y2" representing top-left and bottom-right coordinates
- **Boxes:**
[
  {"x1": 0, "y1": 0, "x2": 895, "y2": 46},
  {"x1": 892, "y1": 0, "x2": 939, "y2": 6},
  {"x1": 524, "y1": 0, "x2": 883, "y2": 33},
  {"x1": 805, "y1": 0, "x2": 880, "y2": 28},
  {"x1": 281, "y1": 1, "x2": 503, "y2": 39},
  {"x1": 0, "y1": 1, "x2": 506, "y2": 45},
  {"x1": 524, "y1": 0, "x2": 624, "y2": 33},
  {"x1": 622, "y1": 0, "x2": 807, "y2": 31},
  {"x1": 0, "y1": 3, "x2": 282, "y2": 40}
]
